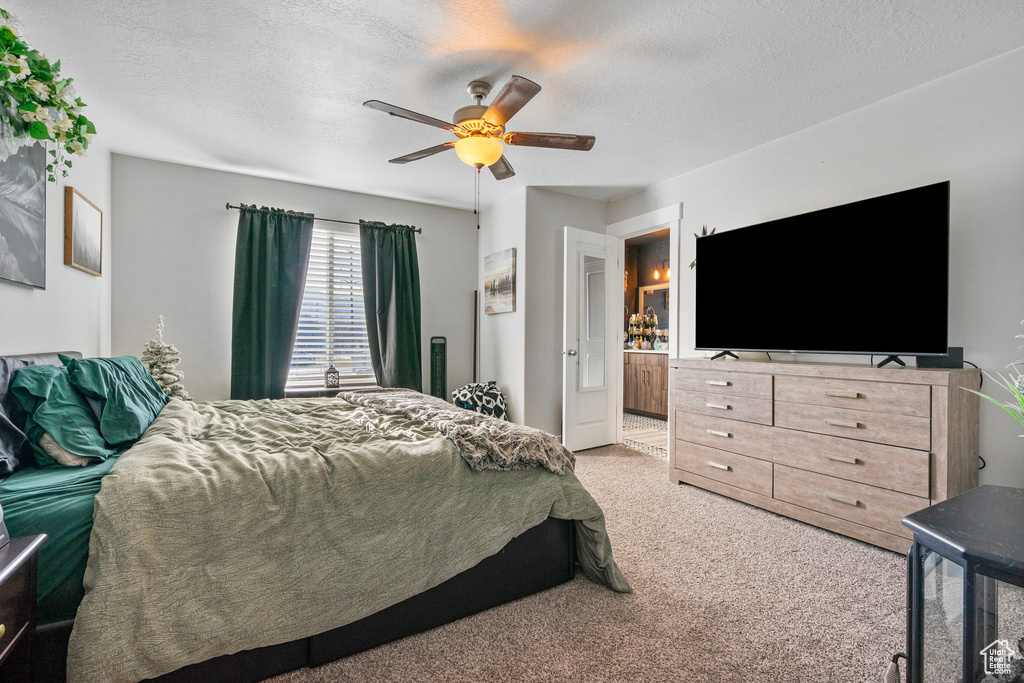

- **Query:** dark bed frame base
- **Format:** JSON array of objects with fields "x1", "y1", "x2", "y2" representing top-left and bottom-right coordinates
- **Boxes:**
[{"x1": 31, "y1": 517, "x2": 576, "y2": 683}]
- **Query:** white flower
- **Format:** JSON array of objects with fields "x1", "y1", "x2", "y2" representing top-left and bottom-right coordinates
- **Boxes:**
[
  {"x1": 1, "y1": 53, "x2": 27, "y2": 70},
  {"x1": 25, "y1": 78, "x2": 51, "y2": 99},
  {"x1": 52, "y1": 114, "x2": 74, "y2": 133},
  {"x1": 19, "y1": 107, "x2": 49, "y2": 123},
  {"x1": 68, "y1": 139, "x2": 85, "y2": 156},
  {"x1": 59, "y1": 83, "x2": 77, "y2": 106},
  {"x1": 1, "y1": 52, "x2": 29, "y2": 81}
]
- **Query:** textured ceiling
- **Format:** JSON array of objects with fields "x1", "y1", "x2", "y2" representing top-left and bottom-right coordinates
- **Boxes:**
[{"x1": 11, "y1": 0, "x2": 1024, "y2": 211}]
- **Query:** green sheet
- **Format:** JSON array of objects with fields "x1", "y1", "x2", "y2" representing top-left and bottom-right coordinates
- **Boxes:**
[{"x1": 0, "y1": 456, "x2": 120, "y2": 623}]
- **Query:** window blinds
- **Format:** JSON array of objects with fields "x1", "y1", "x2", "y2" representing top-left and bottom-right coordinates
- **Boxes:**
[{"x1": 286, "y1": 224, "x2": 374, "y2": 389}]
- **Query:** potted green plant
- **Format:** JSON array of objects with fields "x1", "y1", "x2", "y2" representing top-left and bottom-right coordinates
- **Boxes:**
[{"x1": 965, "y1": 320, "x2": 1024, "y2": 437}]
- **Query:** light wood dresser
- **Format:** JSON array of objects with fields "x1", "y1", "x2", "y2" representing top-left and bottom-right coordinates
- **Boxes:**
[{"x1": 669, "y1": 359, "x2": 981, "y2": 552}]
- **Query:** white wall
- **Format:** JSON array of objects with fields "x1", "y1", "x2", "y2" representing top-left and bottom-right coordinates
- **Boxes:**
[
  {"x1": 523, "y1": 188, "x2": 608, "y2": 436},
  {"x1": 608, "y1": 47, "x2": 1024, "y2": 487},
  {"x1": 478, "y1": 187, "x2": 609, "y2": 434},
  {"x1": 478, "y1": 188, "x2": 527, "y2": 422},
  {"x1": 111, "y1": 155, "x2": 477, "y2": 402},
  {"x1": 0, "y1": 139, "x2": 112, "y2": 357}
]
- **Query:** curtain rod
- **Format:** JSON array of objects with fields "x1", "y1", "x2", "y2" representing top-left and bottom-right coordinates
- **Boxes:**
[{"x1": 225, "y1": 203, "x2": 421, "y2": 233}]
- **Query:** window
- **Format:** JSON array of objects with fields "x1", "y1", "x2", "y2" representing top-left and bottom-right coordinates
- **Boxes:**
[{"x1": 286, "y1": 224, "x2": 375, "y2": 390}]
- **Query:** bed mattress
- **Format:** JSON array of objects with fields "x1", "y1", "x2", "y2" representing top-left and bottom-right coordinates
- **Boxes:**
[{"x1": 0, "y1": 456, "x2": 119, "y2": 623}]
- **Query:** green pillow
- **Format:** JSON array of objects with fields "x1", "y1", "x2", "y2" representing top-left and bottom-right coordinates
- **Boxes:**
[
  {"x1": 62, "y1": 355, "x2": 170, "y2": 446},
  {"x1": 10, "y1": 364, "x2": 118, "y2": 468}
]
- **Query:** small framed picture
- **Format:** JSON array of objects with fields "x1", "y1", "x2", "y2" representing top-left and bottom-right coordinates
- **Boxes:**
[
  {"x1": 64, "y1": 187, "x2": 103, "y2": 276},
  {"x1": 483, "y1": 248, "x2": 516, "y2": 315}
]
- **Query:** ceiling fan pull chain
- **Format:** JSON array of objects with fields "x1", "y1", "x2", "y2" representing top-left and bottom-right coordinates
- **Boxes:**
[{"x1": 475, "y1": 166, "x2": 481, "y2": 230}]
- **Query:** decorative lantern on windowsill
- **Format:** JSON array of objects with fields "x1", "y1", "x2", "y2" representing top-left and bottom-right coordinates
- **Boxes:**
[
  {"x1": 324, "y1": 364, "x2": 340, "y2": 389},
  {"x1": 902, "y1": 485, "x2": 1024, "y2": 683}
]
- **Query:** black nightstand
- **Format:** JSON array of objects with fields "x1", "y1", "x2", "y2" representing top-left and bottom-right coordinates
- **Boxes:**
[{"x1": 0, "y1": 535, "x2": 47, "y2": 682}]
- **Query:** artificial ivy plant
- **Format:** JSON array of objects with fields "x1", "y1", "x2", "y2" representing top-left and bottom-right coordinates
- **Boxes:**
[{"x1": 0, "y1": 8, "x2": 96, "y2": 181}]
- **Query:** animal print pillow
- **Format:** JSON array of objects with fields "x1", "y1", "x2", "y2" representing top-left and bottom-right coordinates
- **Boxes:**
[{"x1": 452, "y1": 381, "x2": 508, "y2": 421}]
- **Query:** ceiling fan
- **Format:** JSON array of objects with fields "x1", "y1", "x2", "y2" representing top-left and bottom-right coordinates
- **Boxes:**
[{"x1": 363, "y1": 76, "x2": 595, "y2": 181}]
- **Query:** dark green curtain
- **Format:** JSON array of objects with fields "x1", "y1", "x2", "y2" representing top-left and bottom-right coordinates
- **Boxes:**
[
  {"x1": 230, "y1": 205, "x2": 314, "y2": 400},
  {"x1": 359, "y1": 221, "x2": 422, "y2": 392}
]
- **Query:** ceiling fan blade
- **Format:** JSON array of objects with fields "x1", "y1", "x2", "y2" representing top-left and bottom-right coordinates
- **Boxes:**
[
  {"x1": 482, "y1": 76, "x2": 541, "y2": 127},
  {"x1": 364, "y1": 100, "x2": 457, "y2": 131},
  {"x1": 489, "y1": 155, "x2": 515, "y2": 180},
  {"x1": 505, "y1": 132, "x2": 596, "y2": 151},
  {"x1": 388, "y1": 142, "x2": 455, "y2": 164}
]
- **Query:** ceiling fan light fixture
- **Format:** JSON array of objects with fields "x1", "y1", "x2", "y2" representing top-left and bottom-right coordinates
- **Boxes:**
[{"x1": 454, "y1": 136, "x2": 504, "y2": 168}]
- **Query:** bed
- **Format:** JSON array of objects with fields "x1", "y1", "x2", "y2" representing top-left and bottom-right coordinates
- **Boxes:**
[{"x1": 0, "y1": 352, "x2": 629, "y2": 683}]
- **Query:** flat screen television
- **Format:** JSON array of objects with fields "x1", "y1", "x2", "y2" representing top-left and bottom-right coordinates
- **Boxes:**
[{"x1": 695, "y1": 181, "x2": 950, "y2": 358}]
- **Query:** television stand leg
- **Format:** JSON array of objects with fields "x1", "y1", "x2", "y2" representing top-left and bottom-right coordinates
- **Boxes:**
[
  {"x1": 710, "y1": 351, "x2": 739, "y2": 361},
  {"x1": 876, "y1": 355, "x2": 906, "y2": 368}
]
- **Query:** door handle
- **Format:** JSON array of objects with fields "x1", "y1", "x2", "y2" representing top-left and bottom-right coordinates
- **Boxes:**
[{"x1": 566, "y1": 349, "x2": 578, "y2": 356}]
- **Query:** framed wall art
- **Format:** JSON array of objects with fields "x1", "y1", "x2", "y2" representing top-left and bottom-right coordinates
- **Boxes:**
[
  {"x1": 483, "y1": 248, "x2": 516, "y2": 315},
  {"x1": 0, "y1": 143, "x2": 47, "y2": 289},
  {"x1": 65, "y1": 186, "x2": 103, "y2": 276}
]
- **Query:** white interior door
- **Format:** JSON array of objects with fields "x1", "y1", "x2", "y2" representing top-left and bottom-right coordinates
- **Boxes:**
[{"x1": 562, "y1": 227, "x2": 624, "y2": 451}]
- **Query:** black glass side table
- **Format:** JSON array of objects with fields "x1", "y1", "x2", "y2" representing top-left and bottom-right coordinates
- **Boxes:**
[{"x1": 903, "y1": 485, "x2": 1024, "y2": 682}]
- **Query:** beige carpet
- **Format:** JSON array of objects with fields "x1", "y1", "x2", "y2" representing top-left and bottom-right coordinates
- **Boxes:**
[{"x1": 270, "y1": 444, "x2": 906, "y2": 683}]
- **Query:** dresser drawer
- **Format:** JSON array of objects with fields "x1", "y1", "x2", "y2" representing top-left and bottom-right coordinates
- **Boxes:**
[
  {"x1": 774, "y1": 376, "x2": 930, "y2": 418},
  {"x1": 674, "y1": 411, "x2": 773, "y2": 460},
  {"x1": 773, "y1": 428, "x2": 930, "y2": 497},
  {"x1": 675, "y1": 441, "x2": 773, "y2": 496},
  {"x1": 774, "y1": 401, "x2": 931, "y2": 451},
  {"x1": 0, "y1": 559, "x2": 32, "y2": 659},
  {"x1": 672, "y1": 389, "x2": 772, "y2": 425},
  {"x1": 774, "y1": 465, "x2": 927, "y2": 539},
  {"x1": 671, "y1": 368, "x2": 772, "y2": 400}
]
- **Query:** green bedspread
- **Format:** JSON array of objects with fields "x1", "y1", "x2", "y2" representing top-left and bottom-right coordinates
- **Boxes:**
[
  {"x1": 0, "y1": 455, "x2": 120, "y2": 623},
  {"x1": 67, "y1": 397, "x2": 629, "y2": 683}
]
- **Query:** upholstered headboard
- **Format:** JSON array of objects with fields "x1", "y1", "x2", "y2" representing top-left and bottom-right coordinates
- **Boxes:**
[{"x1": 0, "y1": 351, "x2": 83, "y2": 474}]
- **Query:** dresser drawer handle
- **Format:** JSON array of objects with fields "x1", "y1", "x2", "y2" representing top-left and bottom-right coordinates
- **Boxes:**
[
  {"x1": 823, "y1": 453, "x2": 860, "y2": 465},
  {"x1": 824, "y1": 418, "x2": 861, "y2": 429},
  {"x1": 824, "y1": 391, "x2": 861, "y2": 399},
  {"x1": 706, "y1": 380, "x2": 730, "y2": 387},
  {"x1": 0, "y1": 623, "x2": 4, "y2": 638},
  {"x1": 705, "y1": 402, "x2": 731, "y2": 410},
  {"x1": 706, "y1": 461, "x2": 732, "y2": 471},
  {"x1": 706, "y1": 429, "x2": 732, "y2": 438},
  {"x1": 823, "y1": 492, "x2": 860, "y2": 507}
]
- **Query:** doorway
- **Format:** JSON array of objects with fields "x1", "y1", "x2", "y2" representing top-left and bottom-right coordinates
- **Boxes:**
[
  {"x1": 606, "y1": 203, "x2": 682, "y2": 454},
  {"x1": 622, "y1": 229, "x2": 671, "y2": 454}
]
